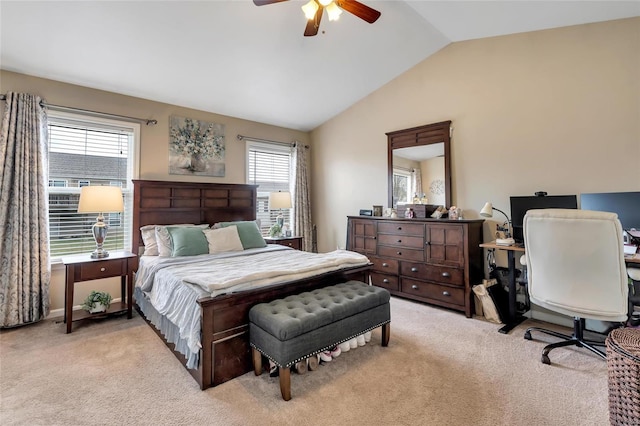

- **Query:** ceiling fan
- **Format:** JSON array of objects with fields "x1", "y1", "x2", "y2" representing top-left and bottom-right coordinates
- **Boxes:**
[{"x1": 253, "y1": 0, "x2": 381, "y2": 37}]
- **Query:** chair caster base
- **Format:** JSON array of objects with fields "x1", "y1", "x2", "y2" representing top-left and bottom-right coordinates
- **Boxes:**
[
  {"x1": 524, "y1": 330, "x2": 532, "y2": 340},
  {"x1": 541, "y1": 354, "x2": 551, "y2": 364}
]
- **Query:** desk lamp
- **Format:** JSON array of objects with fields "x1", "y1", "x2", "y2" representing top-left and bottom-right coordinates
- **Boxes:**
[
  {"x1": 480, "y1": 202, "x2": 514, "y2": 245},
  {"x1": 269, "y1": 191, "x2": 292, "y2": 233},
  {"x1": 77, "y1": 186, "x2": 124, "y2": 258}
]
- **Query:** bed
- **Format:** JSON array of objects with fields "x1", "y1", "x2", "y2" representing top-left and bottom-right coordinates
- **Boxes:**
[{"x1": 132, "y1": 179, "x2": 371, "y2": 390}]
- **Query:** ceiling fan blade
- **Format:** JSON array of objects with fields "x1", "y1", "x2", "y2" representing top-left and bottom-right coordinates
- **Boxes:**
[
  {"x1": 253, "y1": 0, "x2": 289, "y2": 6},
  {"x1": 304, "y1": 6, "x2": 323, "y2": 37},
  {"x1": 337, "y1": 0, "x2": 381, "y2": 24}
]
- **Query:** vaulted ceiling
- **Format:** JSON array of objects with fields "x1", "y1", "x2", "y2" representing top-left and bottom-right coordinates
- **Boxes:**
[{"x1": 1, "y1": 1, "x2": 638, "y2": 131}]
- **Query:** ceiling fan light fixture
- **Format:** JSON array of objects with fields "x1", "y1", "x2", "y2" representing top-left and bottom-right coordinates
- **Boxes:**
[
  {"x1": 318, "y1": 0, "x2": 332, "y2": 6},
  {"x1": 326, "y1": 2, "x2": 342, "y2": 21},
  {"x1": 301, "y1": 0, "x2": 319, "y2": 20}
]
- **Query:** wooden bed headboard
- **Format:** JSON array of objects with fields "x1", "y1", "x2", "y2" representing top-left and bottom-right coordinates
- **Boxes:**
[{"x1": 132, "y1": 180, "x2": 258, "y2": 255}]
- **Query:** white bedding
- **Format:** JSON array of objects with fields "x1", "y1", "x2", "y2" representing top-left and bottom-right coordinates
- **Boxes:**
[{"x1": 135, "y1": 245, "x2": 370, "y2": 368}]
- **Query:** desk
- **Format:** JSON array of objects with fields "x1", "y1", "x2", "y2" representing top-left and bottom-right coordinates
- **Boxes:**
[
  {"x1": 626, "y1": 253, "x2": 640, "y2": 265},
  {"x1": 479, "y1": 242, "x2": 640, "y2": 334},
  {"x1": 479, "y1": 241, "x2": 526, "y2": 334}
]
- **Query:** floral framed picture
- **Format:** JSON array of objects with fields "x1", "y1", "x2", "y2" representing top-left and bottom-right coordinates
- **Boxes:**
[{"x1": 169, "y1": 116, "x2": 225, "y2": 176}]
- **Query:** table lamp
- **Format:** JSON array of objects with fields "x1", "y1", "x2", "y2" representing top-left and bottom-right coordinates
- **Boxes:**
[
  {"x1": 269, "y1": 191, "x2": 292, "y2": 229},
  {"x1": 480, "y1": 201, "x2": 514, "y2": 245},
  {"x1": 77, "y1": 186, "x2": 124, "y2": 258}
]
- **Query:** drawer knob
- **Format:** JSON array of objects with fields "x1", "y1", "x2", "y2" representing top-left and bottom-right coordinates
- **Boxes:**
[
  {"x1": 100, "y1": 267, "x2": 106, "y2": 272},
  {"x1": 425, "y1": 241, "x2": 431, "y2": 246},
  {"x1": 382, "y1": 263, "x2": 389, "y2": 267},
  {"x1": 397, "y1": 227, "x2": 402, "y2": 230},
  {"x1": 383, "y1": 279, "x2": 390, "y2": 283},
  {"x1": 411, "y1": 285, "x2": 418, "y2": 290},
  {"x1": 397, "y1": 251, "x2": 402, "y2": 255},
  {"x1": 441, "y1": 272, "x2": 451, "y2": 278},
  {"x1": 411, "y1": 267, "x2": 418, "y2": 272},
  {"x1": 397, "y1": 239, "x2": 402, "y2": 243},
  {"x1": 442, "y1": 291, "x2": 451, "y2": 296}
]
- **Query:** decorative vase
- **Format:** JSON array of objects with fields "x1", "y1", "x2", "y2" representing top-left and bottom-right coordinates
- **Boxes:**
[
  {"x1": 89, "y1": 302, "x2": 107, "y2": 314},
  {"x1": 189, "y1": 154, "x2": 207, "y2": 172}
]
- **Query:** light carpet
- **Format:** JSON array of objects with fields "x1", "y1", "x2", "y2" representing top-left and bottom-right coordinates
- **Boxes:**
[{"x1": 0, "y1": 297, "x2": 610, "y2": 426}]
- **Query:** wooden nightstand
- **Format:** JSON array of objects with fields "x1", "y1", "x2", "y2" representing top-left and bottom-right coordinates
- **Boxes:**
[
  {"x1": 265, "y1": 236, "x2": 303, "y2": 250},
  {"x1": 62, "y1": 251, "x2": 137, "y2": 333}
]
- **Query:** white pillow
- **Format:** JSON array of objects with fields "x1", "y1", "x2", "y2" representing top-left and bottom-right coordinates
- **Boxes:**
[
  {"x1": 140, "y1": 223, "x2": 195, "y2": 256},
  {"x1": 140, "y1": 225, "x2": 160, "y2": 256},
  {"x1": 156, "y1": 224, "x2": 209, "y2": 257},
  {"x1": 203, "y1": 226, "x2": 244, "y2": 254}
]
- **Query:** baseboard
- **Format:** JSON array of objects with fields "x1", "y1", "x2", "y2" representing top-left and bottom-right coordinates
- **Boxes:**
[{"x1": 47, "y1": 297, "x2": 123, "y2": 319}]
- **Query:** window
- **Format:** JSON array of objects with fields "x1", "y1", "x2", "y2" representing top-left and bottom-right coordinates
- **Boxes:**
[
  {"x1": 246, "y1": 141, "x2": 292, "y2": 236},
  {"x1": 47, "y1": 111, "x2": 139, "y2": 261},
  {"x1": 393, "y1": 168, "x2": 413, "y2": 205}
]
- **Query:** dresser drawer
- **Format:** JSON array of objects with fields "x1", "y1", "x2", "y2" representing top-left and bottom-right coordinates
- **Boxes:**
[
  {"x1": 77, "y1": 259, "x2": 126, "y2": 281},
  {"x1": 401, "y1": 278, "x2": 464, "y2": 306},
  {"x1": 371, "y1": 272, "x2": 399, "y2": 292},
  {"x1": 377, "y1": 222, "x2": 424, "y2": 236},
  {"x1": 369, "y1": 256, "x2": 399, "y2": 274},
  {"x1": 400, "y1": 262, "x2": 464, "y2": 286},
  {"x1": 377, "y1": 234, "x2": 424, "y2": 249},
  {"x1": 378, "y1": 245, "x2": 424, "y2": 262}
]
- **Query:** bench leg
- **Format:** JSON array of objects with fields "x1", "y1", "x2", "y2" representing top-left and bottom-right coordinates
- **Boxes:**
[
  {"x1": 252, "y1": 348, "x2": 263, "y2": 376},
  {"x1": 382, "y1": 323, "x2": 390, "y2": 347},
  {"x1": 279, "y1": 367, "x2": 291, "y2": 401}
]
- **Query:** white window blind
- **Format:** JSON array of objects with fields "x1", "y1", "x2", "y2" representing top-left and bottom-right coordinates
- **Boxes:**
[
  {"x1": 47, "y1": 113, "x2": 138, "y2": 261},
  {"x1": 246, "y1": 141, "x2": 292, "y2": 236}
]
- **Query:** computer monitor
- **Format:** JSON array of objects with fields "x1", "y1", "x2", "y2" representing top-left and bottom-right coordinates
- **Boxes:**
[
  {"x1": 580, "y1": 191, "x2": 640, "y2": 231},
  {"x1": 510, "y1": 194, "x2": 578, "y2": 243}
]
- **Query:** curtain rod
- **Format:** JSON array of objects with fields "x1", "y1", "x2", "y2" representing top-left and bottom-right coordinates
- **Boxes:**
[
  {"x1": 236, "y1": 134, "x2": 309, "y2": 149},
  {"x1": 0, "y1": 94, "x2": 158, "y2": 126}
]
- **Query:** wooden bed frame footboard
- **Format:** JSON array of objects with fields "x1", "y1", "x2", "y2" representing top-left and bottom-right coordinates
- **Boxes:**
[{"x1": 132, "y1": 179, "x2": 371, "y2": 390}]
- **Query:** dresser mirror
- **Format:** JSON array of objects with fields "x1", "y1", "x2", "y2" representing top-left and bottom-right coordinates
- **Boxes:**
[{"x1": 387, "y1": 120, "x2": 452, "y2": 209}]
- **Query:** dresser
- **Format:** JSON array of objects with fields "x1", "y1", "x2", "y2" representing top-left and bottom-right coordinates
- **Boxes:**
[{"x1": 346, "y1": 216, "x2": 484, "y2": 317}]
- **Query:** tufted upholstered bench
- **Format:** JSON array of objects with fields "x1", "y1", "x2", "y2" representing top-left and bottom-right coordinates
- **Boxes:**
[{"x1": 249, "y1": 280, "x2": 391, "y2": 400}]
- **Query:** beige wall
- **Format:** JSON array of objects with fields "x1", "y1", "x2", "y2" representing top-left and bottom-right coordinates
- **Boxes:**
[
  {"x1": 0, "y1": 70, "x2": 310, "y2": 313},
  {"x1": 311, "y1": 18, "x2": 640, "y2": 258}
]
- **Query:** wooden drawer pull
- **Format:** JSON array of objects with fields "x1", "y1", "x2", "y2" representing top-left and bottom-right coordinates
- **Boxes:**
[
  {"x1": 442, "y1": 291, "x2": 450, "y2": 297},
  {"x1": 100, "y1": 267, "x2": 106, "y2": 272},
  {"x1": 441, "y1": 272, "x2": 451, "y2": 278},
  {"x1": 411, "y1": 267, "x2": 418, "y2": 272},
  {"x1": 383, "y1": 279, "x2": 390, "y2": 284},
  {"x1": 411, "y1": 285, "x2": 418, "y2": 290}
]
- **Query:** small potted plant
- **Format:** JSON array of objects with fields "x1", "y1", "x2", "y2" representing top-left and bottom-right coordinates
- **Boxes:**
[
  {"x1": 82, "y1": 291, "x2": 112, "y2": 314},
  {"x1": 269, "y1": 223, "x2": 282, "y2": 238}
]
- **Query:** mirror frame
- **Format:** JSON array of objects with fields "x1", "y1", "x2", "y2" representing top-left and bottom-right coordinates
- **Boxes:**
[{"x1": 387, "y1": 120, "x2": 452, "y2": 209}]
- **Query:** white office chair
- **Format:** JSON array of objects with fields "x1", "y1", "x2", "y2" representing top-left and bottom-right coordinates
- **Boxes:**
[{"x1": 523, "y1": 209, "x2": 628, "y2": 364}]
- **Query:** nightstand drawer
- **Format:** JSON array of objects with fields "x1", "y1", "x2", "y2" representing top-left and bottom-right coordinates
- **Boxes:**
[{"x1": 77, "y1": 259, "x2": 126, "y2": 281}]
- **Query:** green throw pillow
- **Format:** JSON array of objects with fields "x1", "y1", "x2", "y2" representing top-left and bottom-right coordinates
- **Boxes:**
[
  {"x1": 218, "y1": 221, "x2": 266, "y2": 249},
  {"x1": 166, "y1": 226, "x2": 209, "y2": 257}
]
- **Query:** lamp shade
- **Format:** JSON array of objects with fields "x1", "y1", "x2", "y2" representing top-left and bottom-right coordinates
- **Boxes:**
[
  {"x1": 480, "y1": 202, "x2": 493, "y2": 217},
  {"x1": 301, "y1": 0, "x2": 319, "y2": 19},
  {"x1": 269, "y1": 191, "x2": 292, "y2": 210},
  {"x1": 78, "y1": 186, "x2": 124, "y2": 213}
]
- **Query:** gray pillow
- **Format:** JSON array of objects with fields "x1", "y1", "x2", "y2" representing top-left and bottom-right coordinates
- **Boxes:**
[
  {"x1": 166, "y1": 226, "x2": 209, "y2": 257},
  {"x1": 218, "y1": 221, "x2": 266, "y2": 249}
]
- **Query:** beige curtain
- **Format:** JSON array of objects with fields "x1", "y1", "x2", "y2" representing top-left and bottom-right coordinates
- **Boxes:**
[
  {"x1": 412, "y1": 168, "x2": 423, "y2": 198},
  {"x1": 0, "y1": 92, "x2": 50, "y2": 327},
  {"x1": 292, "y1": 142, "x2": 312, "y2": 252}
]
